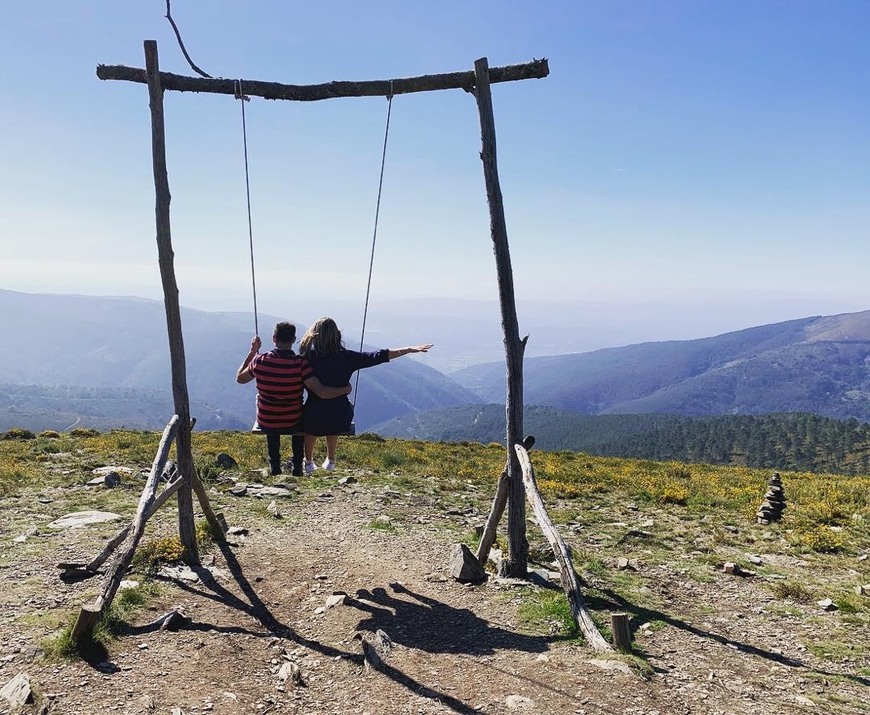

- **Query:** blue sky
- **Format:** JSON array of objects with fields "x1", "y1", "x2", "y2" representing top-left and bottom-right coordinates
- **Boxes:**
[{"x1": 2, "y1": 1, "x2": 869, "y2": 352}]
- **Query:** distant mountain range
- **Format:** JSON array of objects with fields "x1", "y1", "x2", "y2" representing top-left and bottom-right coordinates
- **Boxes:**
[
  {"x1": 450, "y1": 312, "x2": 870, "y2": 420},
  {"x1": 0, "y1": 290, "x2": 479, "y2": 431},
  {"x1": 3, "y1": 290, "x2": 870, "y2": 442}
]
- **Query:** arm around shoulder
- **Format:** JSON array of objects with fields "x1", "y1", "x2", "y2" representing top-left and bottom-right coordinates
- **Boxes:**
[{"x1": 305, "y1": 376, "x2": 352, "y2": 399}]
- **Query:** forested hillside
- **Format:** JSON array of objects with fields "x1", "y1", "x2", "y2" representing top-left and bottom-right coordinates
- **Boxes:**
[
  {"x1": 371, "y1": 405, "x2": 870, "y2": 474},
  {"x1": 0, "y1": 384, "x2": 236, "y2": 431},
  {"x1": 452, "y1": 311, "x2": 870, "y2": 420}
]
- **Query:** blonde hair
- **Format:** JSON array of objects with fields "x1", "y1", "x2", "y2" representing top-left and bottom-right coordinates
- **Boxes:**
[{"x1": 299, "y1": 317, "x2": 343, "y2": 357}]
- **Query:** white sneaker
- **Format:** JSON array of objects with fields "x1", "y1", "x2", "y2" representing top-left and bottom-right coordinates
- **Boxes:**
[
  {"x1": 304, "y1": 460, "x2": 317, "y2": 474},
  {"x1": 322, "y1": 459, "x2": 336, "y2": 471}
]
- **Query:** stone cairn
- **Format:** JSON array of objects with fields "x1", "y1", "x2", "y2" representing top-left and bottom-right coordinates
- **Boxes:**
[{"x1": 756, "y1": 472, "x2": 786, "y2": 524}]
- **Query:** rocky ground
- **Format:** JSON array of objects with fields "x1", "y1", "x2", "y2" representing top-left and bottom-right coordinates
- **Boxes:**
[{"x1": 1, "y1": 466, "x2": 869, "y2": 715}]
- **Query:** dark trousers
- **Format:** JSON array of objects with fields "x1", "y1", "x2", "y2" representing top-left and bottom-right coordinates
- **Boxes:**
[{"x1": 266, "y1": 434, "x2": 303, "y2": 474}]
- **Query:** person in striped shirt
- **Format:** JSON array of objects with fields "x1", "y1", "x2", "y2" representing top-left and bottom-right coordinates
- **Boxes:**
[{"x1": 236, "y1": 321, "x2": 351, "y2": 476}]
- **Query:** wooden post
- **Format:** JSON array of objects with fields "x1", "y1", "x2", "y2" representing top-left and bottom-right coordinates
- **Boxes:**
[
  {"x1": 70, "y1": 606, "x2": 101, "y2": 644},
  {"x1": 611, "y1": 613, "x2": 632, "y2": 652},
  {"x1": 515, "y1": 444, "x2": 612, "y2": 652},
  {"x1": 474, "y1": 57, "x2": 528, "y2": 578},
  {"x1": 144, "y1": 39, "x2": 198, "y2": 564}
]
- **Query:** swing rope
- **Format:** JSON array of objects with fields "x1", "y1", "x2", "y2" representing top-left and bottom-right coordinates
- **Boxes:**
[
  {"x1": 235, "y1": 78, "x2": 395, "y2": 412},
  {"x1": 354, "y1": 85, "x2": 394, "y2": 402},
  {"x1": 236, "y1": 79, "x2": 260, "y2": 339}
]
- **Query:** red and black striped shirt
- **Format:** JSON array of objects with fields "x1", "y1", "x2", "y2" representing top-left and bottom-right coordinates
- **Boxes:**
[{"x1": 249, "y1": 349, "x2": 313, "y2": 430}]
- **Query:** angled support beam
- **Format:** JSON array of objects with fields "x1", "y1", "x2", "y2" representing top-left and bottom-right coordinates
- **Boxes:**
[
  {"x1": 96, "y1": 58, "x2": 549, "y2": 100},
  {"x1": 515, "y1": 444, "x2": 612, "y2": 653}
]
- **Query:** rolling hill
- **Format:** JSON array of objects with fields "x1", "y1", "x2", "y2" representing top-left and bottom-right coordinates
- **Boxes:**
[
  {"x1": 6, "y1": 289, "x2": 870, "y2": 441},
  {"x1": 451, "y1": 311, "x2": 870, "y2": 420}
]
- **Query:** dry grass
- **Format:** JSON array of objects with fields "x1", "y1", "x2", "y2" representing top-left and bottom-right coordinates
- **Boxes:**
[{"x1": 2, "y1": 428, "x2": 868, "y2": 673}]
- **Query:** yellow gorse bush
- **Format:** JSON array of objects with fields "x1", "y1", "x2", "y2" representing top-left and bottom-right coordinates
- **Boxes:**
[
  {"x1": 1, "y1": 428, "x2": 868, "y2": 555},
  {"x1": 795, "y1": 526, "x2": 845, "y2": 553},
  {"x1": 521, "y1": 449, "x2": 869, "y2": 553}
]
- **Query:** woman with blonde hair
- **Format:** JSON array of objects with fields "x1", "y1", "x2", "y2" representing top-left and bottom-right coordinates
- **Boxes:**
[{"x1": 299, "y1": 317, "x2": 433, "y2": 471}]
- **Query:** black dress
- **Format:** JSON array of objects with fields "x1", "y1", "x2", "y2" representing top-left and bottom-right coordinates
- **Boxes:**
[{"x1": 302, "y1": 347, "x2": 389, "y2": 435}]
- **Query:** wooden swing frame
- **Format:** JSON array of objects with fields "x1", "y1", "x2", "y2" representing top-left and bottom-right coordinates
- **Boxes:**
[
  {"x1": 97, "y1": 41, "x2": 546, "y2": 577},
  {"x1": 80, "y1": 40, "x2": 611, "y2": 652}
]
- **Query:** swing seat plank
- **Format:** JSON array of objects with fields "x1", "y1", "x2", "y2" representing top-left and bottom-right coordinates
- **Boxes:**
[{"x1": 251, "y1": 422, "x2": 355, "y2": 436}]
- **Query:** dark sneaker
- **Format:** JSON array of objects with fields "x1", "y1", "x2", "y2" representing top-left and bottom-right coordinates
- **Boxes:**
[
  {"x1": 291, "y1": 464, "x2": 303, "y2": 477},
  {"x1": 270, "y1": 466, "x2": 282, "y2": 477}
]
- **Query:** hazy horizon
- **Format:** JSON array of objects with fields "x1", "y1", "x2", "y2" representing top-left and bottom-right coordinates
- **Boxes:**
[
  {"x1": 6, "y1": 287, "x2": 867, "y2": 374},
  {"x1": 3, "y1": 2, "x2": 869, "y2": 351}
]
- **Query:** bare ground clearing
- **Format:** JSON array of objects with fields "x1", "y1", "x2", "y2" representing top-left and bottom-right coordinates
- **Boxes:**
[{"x1": 1, "y1": 467, "x2": 868, "y2": 715}]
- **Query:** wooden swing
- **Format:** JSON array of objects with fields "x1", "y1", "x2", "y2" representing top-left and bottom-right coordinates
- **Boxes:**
[
  {"x1": 97, "y1": 40, "x2": 552, "y2": 585},
  {"x1": 90, "y1": 39, "x2": 612, "y2": 658},
  {"x1": 242, "y1": 81, "x2": 395, "y2": 439}
]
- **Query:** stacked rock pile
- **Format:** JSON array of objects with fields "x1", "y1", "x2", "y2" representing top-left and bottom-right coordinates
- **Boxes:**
[{"x1": 756, "y1": 471, "x2": 786, "y2": 524}]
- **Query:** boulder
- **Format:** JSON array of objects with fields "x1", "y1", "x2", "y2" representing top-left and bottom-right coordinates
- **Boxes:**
[
  {"x1": 216, "y1": 453, "x2": 237, "y2": 469},
  {"x1": 449, "y1": 543, "x2": 486, "y2": 583},
  {"x1": 0, "y1": 672, "x2": 33, "y2": 708},
  {"x1": 47, "y1": 511, "x2": 121, "y2": 529}
]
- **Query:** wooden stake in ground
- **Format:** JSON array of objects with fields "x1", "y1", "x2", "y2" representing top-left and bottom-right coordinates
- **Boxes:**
[
  {"x1": 514, "y1": 444, "x2": 612, "y2": 652},
  {"x1": 610, "y1": 613, "x2": 632, "y2": 652}
]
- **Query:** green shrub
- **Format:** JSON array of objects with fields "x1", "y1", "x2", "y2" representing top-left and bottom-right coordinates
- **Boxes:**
[
  {"x1": 195, "y1": 457, "x2": 222, "y2": 483},
  {"x1": 0, "y1": 465, "x2": 28, "y2": 496},
  {"x1": 132, "y1": 536, "x2": 186, "y2": 572},
  {"x1": 380, "y1": 449, "x2": 407, "y2": 469},
  {"x1": 357, "y1": 432, "x2": 385, "y2": 442},
  {"x1": 196, "y1": 517, "x2": 224, "y2": 544},
  {"x1": 668, "y1": 464, "x2": 693, "y2": 480},
  {"x1": 2, "y1": 428, "x2": 36, "y2": 440},
  {"x1": 795, "y1": 526, "x2": 845, "y2": 553},
  {"x1": 69, "y1": 427, "x2": 100, "y2": 438},
  {"x1": 42, "y1": 622, "x2": 78, "y2": 658},
  {"x1": 38, "y1": 430, "x2": 61, "y2": 439},
  {"x1": 517, "y1": 590, "x2": 578, "y2": 638}
]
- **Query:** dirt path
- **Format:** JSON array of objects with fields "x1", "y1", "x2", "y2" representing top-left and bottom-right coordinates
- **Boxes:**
[{"x1": 1, "y1": 480, "x2": 868, "y2": 715}]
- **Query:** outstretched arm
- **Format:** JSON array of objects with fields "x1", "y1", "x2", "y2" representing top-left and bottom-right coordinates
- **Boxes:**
[
  {"x1": 388, "y1": 343, "x2": 434, "y2": 360},
  {"x1": 304, "y1": 376, "x2": 352, "y2": 399},
  {"x1": 236, "y1": 336, "x2": 261, "y2": 384}
]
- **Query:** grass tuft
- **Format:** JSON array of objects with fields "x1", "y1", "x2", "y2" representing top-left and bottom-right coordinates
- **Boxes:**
[
  {"x1": 771, "y1": 580, "x2": 814, "y2": 603},
  {"x1": 517, "y1": 590, "x2": 579, "y2": 639}
]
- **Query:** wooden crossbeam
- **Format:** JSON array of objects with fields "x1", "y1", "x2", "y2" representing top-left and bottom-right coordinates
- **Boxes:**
[{"x1": 96, "y1": 58, "x2": 549, "y2": 100}]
